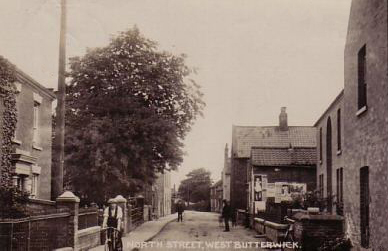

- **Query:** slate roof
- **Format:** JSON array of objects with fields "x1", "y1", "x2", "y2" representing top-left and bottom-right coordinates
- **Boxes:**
[
  {"x1": 232, "y1": 126, "x2": 316, "y2": 158},
  {"x1": 251, "y1": 147, "x2": 316, "y2": 167}
]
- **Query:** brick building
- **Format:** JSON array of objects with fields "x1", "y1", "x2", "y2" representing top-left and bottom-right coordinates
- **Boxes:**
[
  {"x1": 342, "y1": 0, "x2": 388, "y2": 249},
  {"x1": 248, "y1": 146, "x2": 316, "y2": 215},
  {"x1": 314, "y1": 91, "x2": 344, "y2": 216},
  {"x1": 230, "y1": 107, "x2": 316, "y2": 210},
  {"x1": 0, "y1": 67, "x2": 55, "y2": 200}
]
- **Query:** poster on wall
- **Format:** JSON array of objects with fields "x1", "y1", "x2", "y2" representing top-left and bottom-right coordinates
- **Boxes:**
[{"x1": 253, "y1": 174, "x2": 267, "y2": 201}]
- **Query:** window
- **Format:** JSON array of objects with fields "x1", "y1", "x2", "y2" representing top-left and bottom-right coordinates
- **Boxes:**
[
  {"x1": 319, "y1": 128, "x2": 323, "y2": 161},
  {"x1": 33, "y1": 102, "x2": 40, "y2": 144},
  {"x1": 13, "y1": 175, "x2": 26, "y2": 192},
  {"x1": 336, "y1": 168, "x2": 344, "y2": 215},
  {"x1": 337, "y1": 109, "x2": 341, "y2": 151},
  {"x1": 360, "y1": 166, "x2": 370, "y2": 248},
  {"x1": 31, "y1": 174, "x2": 39, "y2": 198},
  {"x1": 358, "y1": 45, "x2": 367, "y2": 110}
]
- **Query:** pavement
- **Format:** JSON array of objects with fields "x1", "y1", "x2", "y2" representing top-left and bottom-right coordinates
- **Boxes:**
[{"x1": 90, "y1": 213, "x2": 178, "y2": 251}]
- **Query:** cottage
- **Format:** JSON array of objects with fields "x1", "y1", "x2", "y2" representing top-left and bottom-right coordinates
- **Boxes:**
[{"x1": 230, "y1": 107, "x2": 316, "y2": 211}]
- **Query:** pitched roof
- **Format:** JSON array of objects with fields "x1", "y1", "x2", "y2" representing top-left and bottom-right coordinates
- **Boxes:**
[
  {"x1": 232, "y1": 126, "x2": 316, "y2": 158},
  {"x1": 251, "y1": 147, "x2": 316, "y2": 167}
]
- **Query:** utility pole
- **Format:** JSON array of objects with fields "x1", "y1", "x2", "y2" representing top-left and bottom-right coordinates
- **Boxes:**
[{"x1": 52, "y1": 0, "x2": 67, "y2": 200}]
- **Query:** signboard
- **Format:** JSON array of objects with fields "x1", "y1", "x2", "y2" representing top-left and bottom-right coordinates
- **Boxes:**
[{"x1": 266, "y1": 183, "x2": 275, "y2": 197}]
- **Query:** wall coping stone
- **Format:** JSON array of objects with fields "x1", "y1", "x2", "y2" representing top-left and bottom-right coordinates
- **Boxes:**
[
  {"x1": 293, "y1": 212, "x2": 344, "y2": 221},
  {"x1": 77, "y1": 226, "x2": 101, "y2": 237},
  {"x1": 254, "y1": 217, "x2": 265, "y2": 223},
  {"x1": 53, "y1": 248, "x2": 73, "y2": 251},
  {"x1": 29, "y1": 198, "x2": 56, "y2": 205},
  {"x1": 264, "y1": 220, "x2": 288, "y2": 230}
]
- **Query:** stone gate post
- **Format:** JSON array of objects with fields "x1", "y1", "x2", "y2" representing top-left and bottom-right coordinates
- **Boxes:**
[{"x1": 56, "y1": 191, "x2": 80, "y2": 249}]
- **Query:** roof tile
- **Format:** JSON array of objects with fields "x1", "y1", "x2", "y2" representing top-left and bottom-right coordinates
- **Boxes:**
[
  {"x1": 251, "y1": 147, "x2": 316, "y2": 166},
  {"x1": 232, "y1": 126, "x2": 316, "y2": 158}
]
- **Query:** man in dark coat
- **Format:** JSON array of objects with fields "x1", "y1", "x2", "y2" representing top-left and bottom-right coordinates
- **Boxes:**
[
  {"x1": 222, "y1": 200, "x2": 231, "y2": 232},
  {"x1": 177, "y1": 200, "x2": 185, "y2": 222}
]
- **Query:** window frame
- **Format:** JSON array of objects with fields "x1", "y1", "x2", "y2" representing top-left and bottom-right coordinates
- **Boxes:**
[{"x1": 357, "y1": 44, "x2": 367, "y2": 111}]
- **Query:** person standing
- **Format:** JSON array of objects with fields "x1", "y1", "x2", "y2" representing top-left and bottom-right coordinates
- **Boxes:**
[
  {"x1": 222, "y1": 200, "x2": 231, "y2": 232},
  {"x1": 177, "y1": 200, "x2": 185, "y2": 222}
]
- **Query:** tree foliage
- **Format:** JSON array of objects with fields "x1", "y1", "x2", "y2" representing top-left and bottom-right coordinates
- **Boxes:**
[
  {"x1": 0, "y1": 56, "x2": 17, "y2": 187},
  {"x1": 64, "y1": 27, "x2": 205, "y2": 204},
  {"x1": 178, "y1": 168, "x2": 212, "y2": 203}
]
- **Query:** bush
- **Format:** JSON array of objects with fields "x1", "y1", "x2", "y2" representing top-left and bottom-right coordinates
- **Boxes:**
[{"x1": 0, "y1": 186, "x2": 30, "y2": 218}]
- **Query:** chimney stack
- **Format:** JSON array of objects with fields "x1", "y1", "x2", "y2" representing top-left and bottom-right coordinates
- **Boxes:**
[{"x1": 279, "y1": 107, "x2": 288, "y2": 131}]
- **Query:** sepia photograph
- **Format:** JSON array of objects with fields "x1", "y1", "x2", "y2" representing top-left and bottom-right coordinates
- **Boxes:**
[{"x1": 0, "y1": 0, "x2": 386, "y2": 250}]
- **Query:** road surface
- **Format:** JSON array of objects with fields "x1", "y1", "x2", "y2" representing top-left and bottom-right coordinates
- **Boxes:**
[{"x1": 134, "y1": 211, "x2": 267, "y2": 251}]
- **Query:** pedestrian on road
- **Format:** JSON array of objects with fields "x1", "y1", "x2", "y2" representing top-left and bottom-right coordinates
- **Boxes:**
[
  {"x1": 222, "y1": 199, "x2": 231, "y2": 232},
  {"x1": 177, "y1": 200, "x2": 185, "y2": 222},
  {"x1": 102, "y1": 198, "x2": 123, "y2": 251}
]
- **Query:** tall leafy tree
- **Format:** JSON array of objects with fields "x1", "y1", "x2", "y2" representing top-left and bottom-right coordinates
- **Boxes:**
[
  {"x1": 178, "y1": 168, "x2": 212, "y2": 203},
  {"x1": 64, "y1": 27, "x2": 205, "y2": 204}
]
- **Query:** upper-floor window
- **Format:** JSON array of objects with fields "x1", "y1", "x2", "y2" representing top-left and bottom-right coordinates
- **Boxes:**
[
  {"x1": 337, "y1": 109, "x2": 341, "y2": 151},
  {"x1": 358, "y1": 45, "x2": 367, "y2": 110},
  {"x1": 33, "y1": 102, "x2": 40, "y2": 144},
  {"x1": 319, "y1": 128, "x2": 323, "y2": 161}
]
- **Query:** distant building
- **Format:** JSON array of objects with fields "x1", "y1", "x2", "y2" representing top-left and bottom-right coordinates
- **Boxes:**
[
  {"x1": 0, "y1": 67, "x2": 55, "y2": 200},
  {"x1": 230, "y1": 107, "x2": 316, "y2": 210},
  {"x1": 222, "y1": 144, "x2": 231, "y2": 202},
  {"x1": 314, "y1": 91, "x2": 344, "y2": 215},
  {"x1": 210, "y1": 180, "x2": 222, "y2": 212}
]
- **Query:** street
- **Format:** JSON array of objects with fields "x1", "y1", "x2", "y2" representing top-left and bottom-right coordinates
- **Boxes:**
[{"x1": 135, "y1": 211, "x2": 266, "y2": 251}]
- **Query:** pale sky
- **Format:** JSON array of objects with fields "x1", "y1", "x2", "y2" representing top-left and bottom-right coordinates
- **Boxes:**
[{"x1": 0, "y1": 0, "x2": 352, "y2": 188}]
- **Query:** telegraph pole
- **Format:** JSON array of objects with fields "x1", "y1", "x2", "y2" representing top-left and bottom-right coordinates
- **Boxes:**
[{"x1": 52, "y1": 0, "x2": 67, "y2": 200}]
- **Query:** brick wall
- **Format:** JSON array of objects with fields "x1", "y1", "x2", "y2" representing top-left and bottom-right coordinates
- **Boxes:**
[
  {"x1": 230, "y1": 158, "x2": 248, "y2": 210},
  {"x1": 344, "y1": 0, "x2": 388, "y2": 250},
  {"x1": 293, "y1": 214, "x2": 344, "y2": 251},
  {"x1": 0, "y1": 210, "x2": 70, "y2": 251}
]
